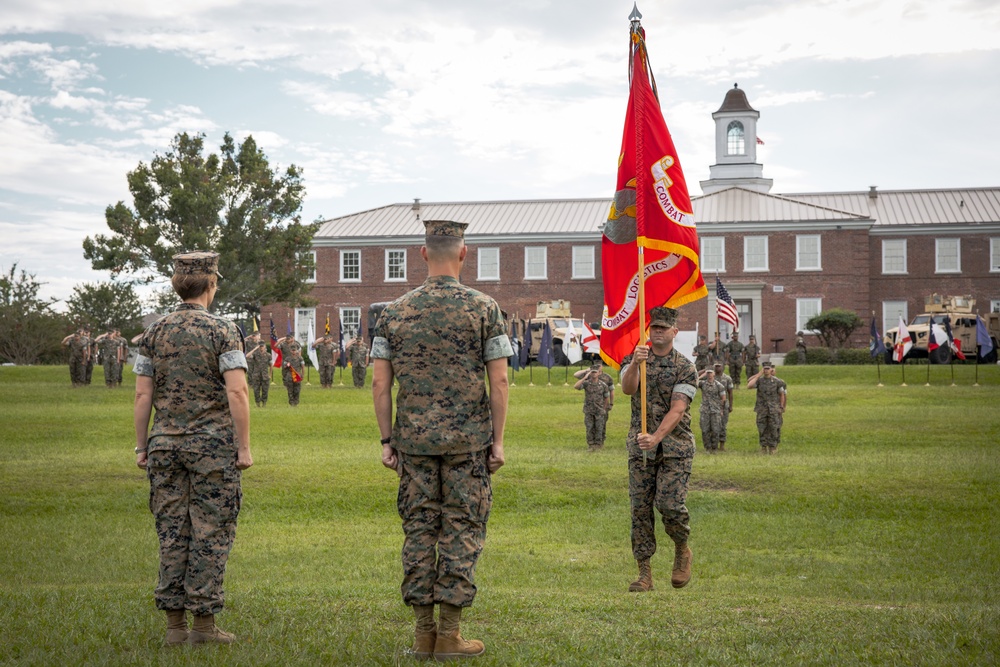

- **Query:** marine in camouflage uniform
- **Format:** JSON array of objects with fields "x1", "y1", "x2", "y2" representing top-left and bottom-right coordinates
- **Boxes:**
[
  {"x1": 710, "y1": 332, "x2": 725, "y2": 368},
  {"x1": 245, "y1": 334, "x2": 271, "y2": 407},
  {"x1": 697, "y1": 369, "x2": 727, "y2": 453},
  {"x1": 748, "y1": 362, "x2": 787, "y2": 454},
  {"x1": 372, "y1": 219, "x2": 512, "y2": 660},
  {"x1": 84, "y1": 329, "x2": 97, "y2": 385},
  {"x1": 621, "y1": 307, "x2": 696, "y2": 593},
  {"x1": 743, "y1": 335, "x2": 761, "y2": 378},
  {"x1": 116, "y1": 330, "x2": 129, "y2": 385},
  {"x1": 796, "y1": 332, "x2": 807, "y2": 364},
  {"x1": 61, "y1": 329, "x2": 91, "y2": 387},
  {"x1": 275, "y1": 334, "x2": 301, "y2": 368},
  {"x1": 692, "y1": 335, "x2": 711, "y2": 371},
  {"x1": 282, "y1": 349, "x2": 305, "y2": 406},
  {"x1": 712, "y1": 363, "x2": 734, "y2": 451},
  {"x1": 346, "y1": 336, "x2": 369, "y2": 388},
  {"x1": 311, "y1": 336, "x2": 338, "y2": 388},
  {"x1": 98, "y1": 330, "x2": 122, "y2": 387},
  {"x1": 133, "y1": 251, "x2": 252, "y2": 646},
  {"x1": 574, "y1": 365, "x2": 611, "y2": 451},
  {"x1": 725, "y1": 333, "x2": 745, "y2": 386}
]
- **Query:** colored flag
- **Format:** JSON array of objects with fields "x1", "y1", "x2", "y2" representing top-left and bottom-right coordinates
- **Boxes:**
[
  {"x1": 286, "y1": 317, "x2": 293, "y2": 336},
  {"x1": 290, "y1": 366, "x2": 302, "y2": 383},
  {"x1": 564, "y1": 319, "x2": 583, "y2": 364},
  {"x1": 324, "y1": 312, "x2": 331, "y2": 337},
  {"x1": 869, "y1": 317, "x2": 887, "y2": 358},
  {"x1": 269, "y1": 317, "x2": 282, "y2": 368},
  {"x1": 943, "y1": 316, "x2": 966, "y2": 360},
  {"x1": 716, "y1": 277, "x2": 739, "y2": 331},
  {"x1": 307, "y1": 316, "x2": 319, "y2": 370},
  {"x1": 977, "y1": 315, "x2": 995, "y2": 359},
  {"x1": 927, "y1": 320, "x2": 948, "y2": 353},
  {"x1": 893, "y1": 316, "x2": 912, "y2": 363},
  {"x1": 252, "y1": 316, "x2": 259, "y2": 333},
  {"x1": 538, "y1": 320, "x2": 555, "y2": 369},
  {"x1": 599, "y1": 21, "x2": 707, "y2": 368},
  {"x1": 756, "y1": 137, "x2": 765, "y2": 145},
  {"x1": 510, "y1": 319, "x2": 521, "y2": 371},
  {"x1": 338, "y1": 318, "x2": 348, "y2": 368},
  {"x1": 519, "y1": 319, "x2": 531, "y2": 369},
  {"x1": 582, "y1": 322, "x2": 601, "y2": 355}
]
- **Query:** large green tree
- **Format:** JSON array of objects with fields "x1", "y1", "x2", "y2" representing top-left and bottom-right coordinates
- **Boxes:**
[
  {"x1": 806, "y1": 308, "x2": 863, "y2": 353},
  {"x1": 83, "y1": 132, "x2": 320, "y2": 317},
  {"x1": 0, "y1": 264, "x2": 67, "y2": 365},
  {"x1": 66, "y1": 282, "x2": 143, "y2": 338}
]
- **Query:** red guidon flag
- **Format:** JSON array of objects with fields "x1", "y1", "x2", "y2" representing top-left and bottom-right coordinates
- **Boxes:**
[{"x1": 600, "y1": 23, "x2": 706, "y2": 368}]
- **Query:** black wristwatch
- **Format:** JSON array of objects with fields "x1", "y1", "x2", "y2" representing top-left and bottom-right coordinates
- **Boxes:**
[{"x1": 380, "y1": 436, "x2": 392, "y2": 445}]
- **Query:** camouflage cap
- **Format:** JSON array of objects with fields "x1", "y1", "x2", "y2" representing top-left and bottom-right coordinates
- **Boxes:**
[
  {"x1": 762, "y1": 361, "x2": 774, "y2": 368},
  {"x1": 424, "y1": 219, "x2": 468, "y2": 238},
  {"x1": 648, "y1": 306, "x2": 678, "y2": 328},
  {"x1": 172, "y1": 251, "x2": 223, "y2": 279},
  {"x1": 591, "y1": 361, "x2": 602, "y2": 370},
  {"x1": 713, "y1": 361, "x2": 724, "y2": 368}
]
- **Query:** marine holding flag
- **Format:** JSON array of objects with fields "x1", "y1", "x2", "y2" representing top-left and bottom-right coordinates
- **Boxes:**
[{"x1": 599, "y1": 17, "x2": 706, "y2": 370}]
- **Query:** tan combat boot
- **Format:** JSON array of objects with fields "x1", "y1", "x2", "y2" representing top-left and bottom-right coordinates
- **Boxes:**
[
  {"x1": 164, "y1": 609, "x2": 188, "y2": 646},
  {"x1": 671, "y1": 543, "x2": 693, "y2": 588},
  {"x1": 628, "y1": 559, "x2": 653, "y2": 592},
  {"x1": 433, "y1": 603, "x2": 484, "y2": 661},
  {"x1": 410, "y1": 604, "x2": 437, "y2": 660},
  {"x1": 187, "y1": 613, "x2": 235, "y2": 644}
]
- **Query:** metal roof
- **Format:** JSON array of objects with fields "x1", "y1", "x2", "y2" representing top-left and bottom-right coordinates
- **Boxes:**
[
  {"x1": 715, "y1": 84, "x2": 757, "y2": 114},
  {"x1": 313, "y1": 187, "x2": 1000, "y2": 241}
]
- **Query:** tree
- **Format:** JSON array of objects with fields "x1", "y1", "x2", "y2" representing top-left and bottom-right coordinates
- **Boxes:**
[
  {"x1": 66, "y1": 282, "x2": 144, "y2": 338},
  {"x1": 0, "y1": 264, "x2": 67, "y2": 365},
  {"x1": 83, "y1": 132, "x2": 320, "y2": 318},
  {"x1": 806, "y1": 308, "x2": 863, "y2": 354}
]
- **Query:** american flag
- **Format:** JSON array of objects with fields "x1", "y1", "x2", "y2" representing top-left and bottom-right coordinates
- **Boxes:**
[
  {"x1": 269, "y1": 316, "x2": 282, "y2": 368},
  {"x1": 716, "y1": 276, "x2": 739, "y2": 331}
]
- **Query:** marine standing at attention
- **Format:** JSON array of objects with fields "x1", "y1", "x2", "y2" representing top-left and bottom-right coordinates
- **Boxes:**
[
  {"x1": 133, "y1": 251, "x2": 252, "y2": 646},
  {"x1": 621, "y1": 306, "x2": 696, "y2": 593},
  {"x1": 712, "y1": 362, "x2": 734, "y2": 451},
  {"x1": 743, "y1": 334, "x2": 760, "y2": 379},
  {"x1": 346, "y1": 335, "x2": 370, "y2": 388},
  {"x1": 748, "y1": 361, "x2": 787, "y2": 454},
  {"x1": 372, "y1": 219, "x2": 511, "y2": 661},
  {"x1": 725, "y1": 332, "x2": 745, "y2": 386}
]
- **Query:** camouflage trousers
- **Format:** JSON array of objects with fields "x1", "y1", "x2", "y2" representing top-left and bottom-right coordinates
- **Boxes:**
[
  {"x1": 284, "y1": 379, "x2": 301, "y2": 405},
  {"x1": 729, "y1": 362, "x2": 743, "y2": 386},
  {"x1": 700, "y1": 410, "x2": 723, "y2": 451},
  {"x1": 352, "y1": 364, "x2": 366, "y2": 388},
  {"x1": 103, "y1": 360, "x2": 120, "y2": 387},
  {"x1": 584, "y1": 410, "x2": 607, "y2": 446},
  {"x1": 745, "y1": 361, "x2": 759, "y2": 378},
  {"x1": 397, "y1": 449, "x2": 492, "y2": 608},
  {"x1": 69, "y1": 357, "x2": 86, "y2": 386},
  {"x1": 756, "y1": 410, "x2": 783, "y2": 449},
  {"x1": 628, "y1": 452, "x2": 692, "y2": 561},
  {"x1": 85, "y1": 359, "x2": 94, "y2": 384},
  {"x1": 720, "y1": 405, "x2": 730, "y2": 444},
  {"x1": 250, "y1": 374, "x2": 269, "y2": 405},
  {"x1": 319, "y1": 363, "x2": 334, "y2": 387},
  {"x1": 146, "y1": 448, "x2": 242, "y2": 615}
]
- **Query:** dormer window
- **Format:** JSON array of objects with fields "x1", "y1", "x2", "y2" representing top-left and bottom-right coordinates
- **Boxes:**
[{"x1": 727, "y1": 121, "x2": 745, "y2": 155}]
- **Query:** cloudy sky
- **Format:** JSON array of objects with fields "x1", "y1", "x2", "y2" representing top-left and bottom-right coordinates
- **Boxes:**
[{"x1": 2, "y1": 0, "x2": 998, "y2": 304}]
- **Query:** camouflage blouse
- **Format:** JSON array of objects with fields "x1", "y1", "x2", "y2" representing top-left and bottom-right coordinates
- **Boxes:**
[{"x1": 621, "y1": 347, "x2": 697, "y2": 460}]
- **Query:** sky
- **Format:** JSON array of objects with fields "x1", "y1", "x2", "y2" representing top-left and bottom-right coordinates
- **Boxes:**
[{"x1": 1, "y1": 0, "x2": 998, "y2": 305}]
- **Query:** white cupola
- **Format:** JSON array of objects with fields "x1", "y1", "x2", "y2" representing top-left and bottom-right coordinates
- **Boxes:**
[{"x1": 699, "y1": 84, "x2": 773, "y2": 194}]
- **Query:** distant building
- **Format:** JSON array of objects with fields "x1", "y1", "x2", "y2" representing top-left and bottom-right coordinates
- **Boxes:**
[{"x1": 268, "y1": 85, "x2": 1000, "y2": 355}]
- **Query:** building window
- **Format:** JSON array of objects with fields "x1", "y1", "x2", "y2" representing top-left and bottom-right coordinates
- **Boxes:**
[
  {"x1": 935, "y1": 238, "x2": 960, "y2": 273},
  {"x1": 295, "y1": 308, "x2": 315, "y2": 348},
  {"x1": 991, "y1": 300, "x2": 1000, "y2": 313},
  {"x1": 796, "y1": 235, "x2": 821, "y2": 271},
  {"x1": 882, "y1": 239, "x2": 907, "y2": 274},
  {"x1": 727, "y1": 121, "x2": 745, "y2": 156},
  {"x1": 385, "y1": 249, "x2": 406, "y2": 282},
  {"x1": 300, "y1": 251, "x2": 317, "y2": 283},
  {"x1": 340, "y1": 307, "x2": 361, "y2": 339},
  {"x1": 525, "y1": 246, "x2": 547, "y2": 280},
  {"x1": 797, "y1": 298, "x2": 822, "y2": 333},
  {"x1": 340, "y1": 250, "x2": 360, "y2": 282},
  {"x1": 883, "y1": 300, "x2": 908, "y2": 337},
  {"x1": 572, "y1": 246, "x2": 595, "y2": 279},
  {"x1": 991, "y1": 238, "x2": 1000, "y2": 272},
  {"x1": 477, "y1": 247, "x2": 499, "y2": 281},
  {"x1": 701, "y1": 237, "x2": 725, "y2": 272},
  {"x1": 744, "y1": 236, "x2": 768, "y2": 271}
]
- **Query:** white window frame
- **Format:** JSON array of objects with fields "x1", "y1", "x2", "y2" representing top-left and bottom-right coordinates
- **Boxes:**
[
  {"x1": 990, "y1": 238, "x2": 1000, "y2": 272},
  {"x1": 477, "y1": 247, "x2": 499, "y2": 281},
  {"x1": 797, "y1": 298, "x2": 822, "y2": 334},
  {"x1": 881, "y1": 239, "x2": 907, "y2": 275},
  {"x1": 700, "y1": 237, "x2": 725, "y2": 273},
  {"x1": 339, "y1": 307, "x2": 361, "y2": 340},
  {"x1": 883, "y1": 300, "x2": 908, "y2": 337},
  {"x1": 340, "y1": 249, "x2": 361, "y2": 283},
  {"x1": 727, "y1": 120, "x2": 745, "y2": 156},
  {"x1": 524, "y1": 246, "x2": 547, "y2": 280},
  {"x1": 299, "y1": 250, "x2": 317, "y2": 283},
  {"x1": 744, "y1": 236, "x2": 769, "y2": 272},
  {"x1": 295, "y1": 308, "x2": 315, "y2": 349},
  {"x1": 384, "y1": 248, "x2": 407, "y2": 282},
  {"x1": 795, "y1": 235, "x2": 821, "y2": 271},
  {"x1": 991, "y1": 300, "x2": 1000, "y2": 314},
  {"x1": 935, "y1": 238, "x2": 961, "y2": 273},
  {"x1": 572, "y1": 246, "x2": 595, "y2": 280}
]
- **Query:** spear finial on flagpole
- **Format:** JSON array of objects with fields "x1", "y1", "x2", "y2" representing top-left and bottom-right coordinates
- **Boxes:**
[{"x1": 629, "y1": 2, "x2": 642, "y2": 23}]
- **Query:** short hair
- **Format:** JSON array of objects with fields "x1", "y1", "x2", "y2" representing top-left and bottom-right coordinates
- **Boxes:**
[
  {"x1": 425, "y1": 234, "x2": 464, "y2": 262},
  {"x1": 171, "y1": 273, "x2": 216, "y2": 300}
]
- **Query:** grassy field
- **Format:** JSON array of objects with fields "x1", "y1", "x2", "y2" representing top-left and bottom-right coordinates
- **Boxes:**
[{"x1": 0, "y1": 363, "x2": 998, "y2": 666}]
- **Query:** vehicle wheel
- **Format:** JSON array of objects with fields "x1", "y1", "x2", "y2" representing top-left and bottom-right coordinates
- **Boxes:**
[
  {"x1": 983, "y1": 341, "x2": 999, "y2": 364},
  {"x1": 884, "y1": 349, "x2": 897, "y2": 365},
  {"x1": 931, "y1": 346, "x2": 952, "y2": 365}
]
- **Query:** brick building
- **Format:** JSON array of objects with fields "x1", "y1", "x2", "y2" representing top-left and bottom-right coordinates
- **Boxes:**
[{"x1": 268, "y1": 85, "x2": 1000, "y2": 356}]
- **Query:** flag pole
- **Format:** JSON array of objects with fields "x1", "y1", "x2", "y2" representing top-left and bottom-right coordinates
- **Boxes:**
[
  {"x1": 974, "y1": 310, "x2": 981, "y2": 387},
  {"x1": 631, "y1": 11, "x2": 649, "y2": 467},
  {"x1": 873, "y1": 311, "x2": 883, "y2": 387}
]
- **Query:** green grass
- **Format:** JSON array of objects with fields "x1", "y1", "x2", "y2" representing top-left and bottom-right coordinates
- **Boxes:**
[{"x1": 1, "y1": 363, "x2": 998, "y2": 665}]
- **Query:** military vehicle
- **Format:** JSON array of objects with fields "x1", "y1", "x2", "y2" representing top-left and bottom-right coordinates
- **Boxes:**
[
  {"x1": 883, "y1": 295, "x2": 999, "y2": 363},
  {"x1": 522, "y1": 300, "x2": 595, "y2": 364}
]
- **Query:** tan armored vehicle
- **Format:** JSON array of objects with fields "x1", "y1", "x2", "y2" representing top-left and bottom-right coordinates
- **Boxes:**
[
  {"x1": 523, "y1": 300, "x2": 593, "y2": 363},
  {"x1": 884, "y1": 295, "x2": 998, "y2": 363}
]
